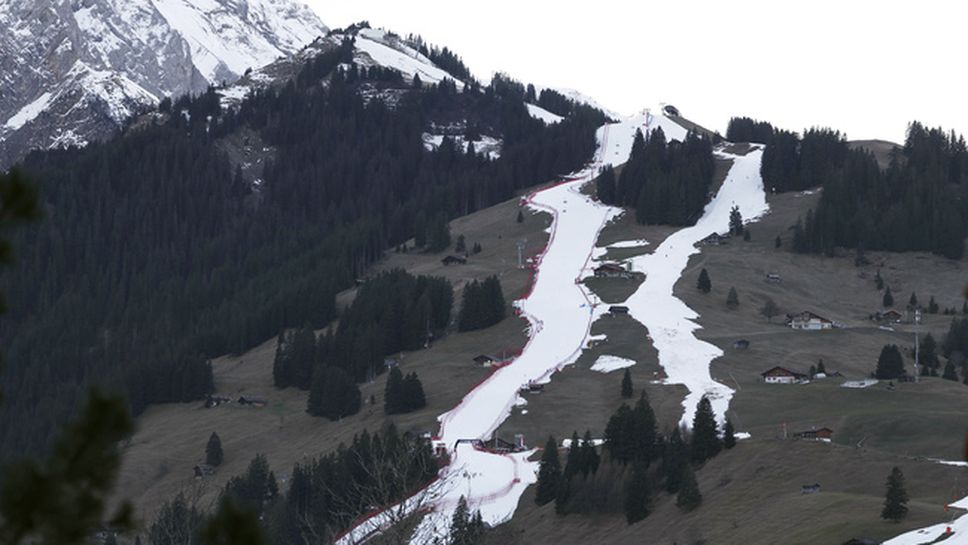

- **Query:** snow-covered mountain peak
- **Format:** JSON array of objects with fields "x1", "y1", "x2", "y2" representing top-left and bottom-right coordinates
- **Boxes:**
[{"x1": 0, "y1": 0, "x2": 327, "y2": 168}]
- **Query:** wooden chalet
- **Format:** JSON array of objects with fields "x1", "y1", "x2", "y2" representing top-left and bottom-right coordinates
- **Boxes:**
[
  {"x1": 698, "y1": 232, "x2": 729, "y2": 246},
  {"x1": 594, "y1": 262, "x2": 631, "y2": 279},
  {"x1": 795, "y1": 427, "x2": 834, "y2": 441},
  {"x1": 441, "y1": 255, "x2": 467, "y2": 265},
  {"x1": 761, "y1": 366, "x2": 807, "y2": 384},
  {"x1": 237, "y1": 395, "x2": 267, "y2": 407},
  {"x1": 873, "y1": 309, "x2": 904, "y2": 323},
  {"x1": 788, "y1": 311, "x2": 833, "y2": 330},
  {"x1": 473, "y1": 354, "x2": 497, "y2": 366},
  {"x1": 608, "y1": 305, "x2": 630, "y2": 316}
]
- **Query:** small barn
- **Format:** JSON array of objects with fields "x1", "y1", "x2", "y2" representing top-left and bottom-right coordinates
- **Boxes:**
[
  {"x1": 873, "y1": 309, "x2": 903, "y2": 323},
  {"x1": 441, "y1": 255, "x2": 467, "y2": 265},
  {"x1": 766, "y1": 273, "x2": 782, "y2": 284},
  {"x1": 238, "y1": 395, "x2": 267, "y2": 407},
  {"x1": 384, "y1": 358, "x2": 400, "y2": 369},
  {"x1": 608, "y1": 305, "x2": 630, "y2": 316},
  {"x1": 520, "y1": 381, "x2": 544, "y2": 394},
  {"x1": 594, "y1": 262, "x2": 631, "y2": 279},
  {"x1": 801, "y1": 483, "x2": 821, "y2": 494},
  {"x1": 733, "y1": 339, "x2": 750, "y2": 349},
  {"x1": 473, "y1": 354, "x2": 497, "y2": 366},
  {"x1": 789, "y1": 311, "x2": 833, "y2": 330},
  {"x1": 761, "y1": 366, "x2": 807, "y2": 384},
  {"x1": 795, "y1": 427, "x2": 834, "y2": 441},
  {"x1": 698, "y1": 232, "x2": 729, "y2": 247}
]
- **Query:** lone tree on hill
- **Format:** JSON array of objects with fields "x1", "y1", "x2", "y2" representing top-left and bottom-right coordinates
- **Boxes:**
[
  {"x1": 516, "y1": 209, "x2": 524, "y2": 223},
  {"x1": 206, "y1": 432, "x2": 224, "y2": 467},
  {"x1": 874, "y1": 344, "x2": 905, "y2": 380},
  {"x1": 676, "y1": 464, "x2": 702, "y2": 511},
  {"x1": 621, "y1": 368, "x2": 633, "y2": 399},
  {"x1": 697, "y1": 268, "x2": 711, "y2": 294},
  {"x1": 535, "y1": 436, "x2": 561, "y2": 506},
  {"x1": 723, "y1": 419, "x2": 736, "y2": 449},
  {"x1": 726, "y1": 287, "x2": 739, "y2": 309},
  {"x1": 760, "y1": 297, "x2": 780, "y2": 323},
  {"x1": 881, "y1": 466, "x2": 909, "y2": 522},
  {"x1": 729, "y1": 205, "x2": 744, "y2": 236},
  {"x1": 883, "y1": 286, "x2": 894, "y2": 308},
  {"x1": 690, "y1": 396, "x2": 721, "y2": 464},
  {"x1": 908, "y1": 292, "x2": 919, "y2": 310}
]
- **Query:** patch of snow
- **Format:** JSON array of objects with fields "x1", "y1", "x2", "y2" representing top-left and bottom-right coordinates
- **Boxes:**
[
  {"x1": 734, "y1": 432, "x2": 752, "y2": 441},
  {"x1": 884, "y1": 490, "x2": 968, "y2": 544},
  {"x1": 608, "y1": 239, "x2": 650, "y2": 248},
  {"x1": 2, "y1": 92, "x2": 53, "y2": 131},
  {"x1": 353, "y1": 32, "x2": 463, "y2": 89},
  {"x1": 525, "y1": 103, "x2": 563, "y2": 124},
  {"x1": 617, "y1": 143, "x2": 769, "y2": 428},
  {"x1": 590, "y1": 355, "x2": 636, "y2": 373},
  {"x1": 561, "y1": 438, "x2": 605, "y2": 448},
  {"x1": 841, "y1": 379, "x2": 879, "y2": 389},
  {"x1": 422, "y1": 133, "x2": 502, "y2": 160}
]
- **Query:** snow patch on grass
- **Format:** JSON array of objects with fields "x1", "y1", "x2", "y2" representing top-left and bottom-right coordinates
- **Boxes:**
[{"x1": 590, "y1": 355, "x2": 636, "y2": 373}]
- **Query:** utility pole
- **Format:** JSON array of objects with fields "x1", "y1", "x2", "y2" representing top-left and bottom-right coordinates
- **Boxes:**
[{"x1": 914, "y1": 308, "x2": 922, "y2": 382}]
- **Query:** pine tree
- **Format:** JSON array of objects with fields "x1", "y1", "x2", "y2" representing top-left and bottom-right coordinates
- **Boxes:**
[
  {"x1": 624, "y1": 461, "x2": 651, "y2": 524},
  {"x1": 621, "y1": 368, "x2": 633, "y2": 399},
  {"x1": 817, "y1": 359, "x2": 827, "y2": 375},
  {"x1": 206, "y1": 432, "x2": 224, "y2": 466},
  {"x1": 596, "y1": 166, "x2": 617, "y2": 205},
  {"x1": 760, "y1": 297, "x2": 780, "y2": 323},
  {"x1": 875, "y1": 345, "x2": 905, "y2": 380},
  {"x1": 809, "y1": 364, "x2": 817, "y2": 378},
  {"x1": 723, "y1": 419, "x2": 736, "y2": 450},
  {"x1": 697, "y1": 268, "x2": 711, "y2": 294},
  {"x1": 726, "y1": 287, "x2": 739, "y2": 309},
  {"x1": 307, "y1": 366, "x2": 361, "y2": 420},
  {"x1": 943, "y1": 361, "x2": 959, "y2": 381},
  {"x1": 535, "y1": 436, "x2": 561, "y2": 506},
  {"x1": 564, "y1": 431, "x2": 581, "y2": 479},
  {"x1": 455, "y1": 234, "x2": 466, "y2": 253},
  {"x1": 579, "y1": 430, "x2": 600, "y2": 477},
  {"x1": 384, "y1": 367, "x2": 404, "y2": 414},
  {"x1": 928, "y1": 296, "x2": 939, "y2": 314},
  {"x1": 908, "y1": 292, "x2": 919, "y2": 310},
  {"x1": 729, "y1": 206, "x2": 743, "y2": 236},
  {"x1": 881, "y1": 466, "x2": 909, "y2": 522},
  {"x1": 875, "y1": 270, "x2": 884, "y2": 290},
  {"x1": 516, "y1": 209, "x2": 524, "y2": 223},
  {"x1": 690, "y1": 396, "x2": 721, "y2": 464},
  {"x1": 676, "y1": 465, "x2": 702, "y2": 511},
  {"x1": 663, "y1": 427, "x2": 689, "y2": 494},
  {"x1": 883, "y1": 287, "x2": 894, "y2": 308},
  {"x1": 631, "y1": 392, "x2": 658, "y2": 465},
  {"x1": 920, "y1": 334, "x2": 939, "y2": 370},
  {"x1": 774, "y1": 235, "x2": 782, "y2": 248}
]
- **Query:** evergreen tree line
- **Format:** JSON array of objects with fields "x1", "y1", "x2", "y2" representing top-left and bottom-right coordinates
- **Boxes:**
[
  {"x1": 753, "y1": 119, "x2": 968, "y2": 259},
  {"x1": 599, "y1": 128, "x2": 715, "y2": 226},
  {"x1": 148, "y1": 425, "x2": 436, "y2": 545},
  {"x1": 384, "y1": 366, "x2": 427, "y2": 415},
  {"x1": 535, "y1": 393, "x2": 735, "y2": 524},
  {"x1": 1, "y1": 39, "x2": 601, "y2": 462},
  {"x1": 457, "y1": 276, "x2": 506, "y2": 331},
  {"x1": 725, "y1": 116, "x2": 775, "y2": 144}
]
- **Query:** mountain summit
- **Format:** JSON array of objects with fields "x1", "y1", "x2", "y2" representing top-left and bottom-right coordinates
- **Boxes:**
[{"x1": 0, "y1": 0, "x2": 327, "y2": 167}]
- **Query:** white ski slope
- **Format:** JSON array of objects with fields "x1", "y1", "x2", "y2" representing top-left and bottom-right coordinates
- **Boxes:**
[
  {"x1": 884, "y1": 494, "x2": 968, "y2": 544},
  {"x1": 335, "y1": 109, "x2": 751, "y2": 543},
  {"x1": 618, "y1": 147, "x2": 769, "y2": 428}
]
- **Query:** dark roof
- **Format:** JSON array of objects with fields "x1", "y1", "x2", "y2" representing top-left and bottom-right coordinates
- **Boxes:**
[
  {"x1": 473, "y1": 354, "x2": 496, "y2": 363},
  {"x1": 761, "y1": 366, "x2": 806, "y2": 378},
  {"x1": 609, "y1": 305, "x2": 630, "y2": 313},
  {"x1": 441, "y1": 255, "x2": 467, "y2": 264},
  {"x1": 791, "y1": 311, "x2": 832, "y2": 323},
  {"x1": 595, "y1": 263, "x2": 625, "y2": 272}
]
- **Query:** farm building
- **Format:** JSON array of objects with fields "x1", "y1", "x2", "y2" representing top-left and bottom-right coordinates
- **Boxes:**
[
  {"x1": 733, "y1": 339, "x2": 750, "y2": 349},
  {"x1": 594, "y1": 262, "x2": 632, "y2": 279},
  {"x1": 608, "y1": 305, "x2": 630, "y2": 316},
  {"x1": 761, "y1": 366, "x2": 807, "y2": 384},
  {"x1": 766, "y1": 273, "x2": 782, "y2": 284},
  {"x1": 873, "y1": 309, "x2": 903, "y2": 323},
  {"x1": 795, "y1": 427, "x2": 834, "y2": 441},
  {"x1": 441, "y1": 255, "x2": 467, "y2": 265},
  {"x1": 801, "y1": 483, "x2": 821, "y2": 494},
  {"x1": 473, "y1": 354, "x2": 498, "y2": 366},
  {"x1": 788, "y1": 311, "x2": 833, "y2": 330},
  {"x1": 521, "y1": 381, "x2": 544, "y2": 394},
  {"x1": 238, "y1": 395, "x2": 267, "y2": 407},
  {"x1": 698, "y1": 232, "x2": 729, "y2": 246}
]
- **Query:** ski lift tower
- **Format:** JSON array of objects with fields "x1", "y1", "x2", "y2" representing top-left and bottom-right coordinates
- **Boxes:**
[
  {"x1": 516, "y1": 238, "x2": 527, "y2": 268},
  {"x1": 914, "y1": 308, "x2": 922, "y2": 382}
]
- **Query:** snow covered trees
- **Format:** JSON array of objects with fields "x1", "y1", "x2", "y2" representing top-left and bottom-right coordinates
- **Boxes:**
[
  {"x1": 881, "y1": 466, "x2": 909, "y2": 522},
  {"x1": 458, "y1": 276, "x2": 506, "y2": 331},
  {"x1": 874, "y1": 344, "x2": 905, "y2": 380}
]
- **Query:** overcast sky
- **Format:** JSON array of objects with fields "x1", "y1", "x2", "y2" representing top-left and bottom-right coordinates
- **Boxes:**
[{"x1": 305, "y1": 1, "x2": 967, "y2": 143}]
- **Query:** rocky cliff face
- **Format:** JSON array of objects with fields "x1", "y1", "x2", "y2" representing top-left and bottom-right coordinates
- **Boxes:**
[{"x1": 0, "y1": 0, "x2": 326, "y2": 168}]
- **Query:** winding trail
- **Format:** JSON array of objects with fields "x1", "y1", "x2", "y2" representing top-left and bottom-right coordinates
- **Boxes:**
[{"x1": 335, "y1": 112, "x2": 767, "y2": 544}]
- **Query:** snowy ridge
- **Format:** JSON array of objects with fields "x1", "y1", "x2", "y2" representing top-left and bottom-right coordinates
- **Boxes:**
[
  {"x1": 351, "y1": 28, "x2": 465, "y2": 89},
  {"x1": 526, "y1": 103, "x2": 564, "y2": 124}
]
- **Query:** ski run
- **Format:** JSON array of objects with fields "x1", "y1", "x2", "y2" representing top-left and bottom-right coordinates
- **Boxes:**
[{"x1": 337, "y1": 110, "x2": 771, "y2": 543}]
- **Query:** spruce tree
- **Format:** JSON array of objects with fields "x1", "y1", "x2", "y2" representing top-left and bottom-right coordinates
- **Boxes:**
[
  {"x1": 817, "y1": 359, "x2": 827, "y2": 375},
  {"x1": 624, "y1": 461, "x2": 651, "y2": 524},
  {"x1": 564, "y1": 431, "x2": 581, "y2": 479},
  {"x1": 697, "y1": 268, "x2": 711, "y2": 294},
  {"x1": 621, "y1": 368, "x2": 633, "y2": 399},
  {"x1": 676, "y1": 465, "x2": 702, "y2": 511},
  {"x1": 663, "y1": 426, "x2": 689, "y2": 494},
  {"x1": 875, "y1": 345, "x2": 905, "y2": 380},
  {"x1": 384, "y1": 366, "x2": 404, "y2": 414},
  {"x1": 729, "y1": 206, "x2": 743, "y2": 236},
  {"x1": 723, "y1": 419, "x2": 736, "y2": 450},
  {"x1": 579, "y1": 430, "x2": 600, "y2": 477},
  {"x1": 943, "y1": 361, "x2": 959, "y2": 381},
  {"x1": 883, "y1": 287, "x2": 894, "y2": 308},
  {"x1": 908, "y1": 292, "x2": 918, "y2": 310},
  {"x1": 631, "y1": 392, "x2": 658, "y2": 465},
  {"x1": 726, "y1": 287, "x2": 739, "y2": 309},
  {"x1": 690, "y1": 396, "x2": 721, "y2": 464},
  {"x1": 516, "y1": 209, "x2": 524, "y2": 223},
  {"x1": 455, "y1": 234, "x2": 466, "y2": 253},
  {"x1": 928, "y1": 296, "x2": 939, "y2": 314},
  {"x1": 881, "y1": 466, "x2": 909, "y2": 522},
  {"x1": 206, "y1": 432, "x2": 224, "y2": 466},
  {"x1": 535, "y1": 436, "x2": 561, "y2": 506},
  {"x1": 774, "y1": 235, "x2": 782, "y2": 248},
  {"x1": 760, "y1": 297, "x2": 780, "y2": 322}
]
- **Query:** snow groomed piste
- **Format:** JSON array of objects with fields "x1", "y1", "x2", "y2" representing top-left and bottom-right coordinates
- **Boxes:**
[{"x1": 337, "y1": 111, "x2": 771, "y2": 543}]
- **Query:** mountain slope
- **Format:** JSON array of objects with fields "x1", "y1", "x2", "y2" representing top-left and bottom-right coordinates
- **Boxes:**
[{"x1": 0, "y1": 0, "x2": 327, "y2": 168}]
